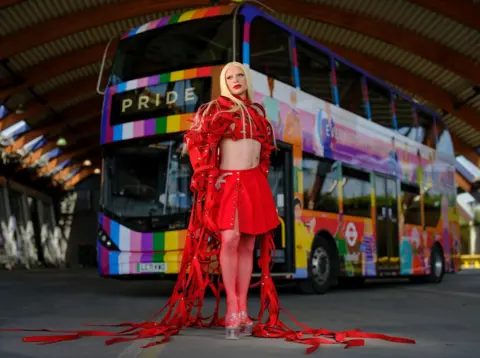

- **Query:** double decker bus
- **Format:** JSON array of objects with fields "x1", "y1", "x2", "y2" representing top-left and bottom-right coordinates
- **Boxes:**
[{"x1": 96, "y1": 2, "x2": 460, "y2": 294}]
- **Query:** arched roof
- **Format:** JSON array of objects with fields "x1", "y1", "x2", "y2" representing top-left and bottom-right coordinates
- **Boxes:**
[{"x1": 0, "y1": 0, "x2": 479, "y2": 189}]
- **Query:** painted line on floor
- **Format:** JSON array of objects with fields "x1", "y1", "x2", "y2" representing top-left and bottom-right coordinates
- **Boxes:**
[
  {"x1": 138, "y1": 341, "x2": 168, "y2": 358},
  {"x1": 116, "y1": 339, "x2": 168, "y2": 358},
  {"x1": 116, "y1": 340, "x2": 142, "y2": 358}
]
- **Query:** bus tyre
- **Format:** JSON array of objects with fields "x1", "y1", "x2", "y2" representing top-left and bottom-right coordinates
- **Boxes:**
[
  {"x1": 297, "y1": 235, "x2": 338, "y2": 295},
  {"x1": 425, "y1": 244, "x2": 445, "y2": 283}
]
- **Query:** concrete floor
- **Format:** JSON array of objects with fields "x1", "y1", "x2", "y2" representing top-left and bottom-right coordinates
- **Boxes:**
[{"x1": 0, "y1": 269, "x2": 479, "y2": 358}]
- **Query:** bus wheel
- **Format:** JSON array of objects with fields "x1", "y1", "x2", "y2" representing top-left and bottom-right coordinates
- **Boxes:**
[
  {"x1": 425, "y1": 244, "x2": 445, "y2": 283},
  {"x1": 297, "y1": 236, "x2": 337, "y2": 294}
]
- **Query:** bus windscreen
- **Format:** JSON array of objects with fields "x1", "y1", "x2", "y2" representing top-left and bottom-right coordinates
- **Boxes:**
[
  {"x1": 110, "y1": 15, "x2": 240, "y2": 84},
  {"x1": 102, "y1": 136, "x2": 193, "y2": 231}
]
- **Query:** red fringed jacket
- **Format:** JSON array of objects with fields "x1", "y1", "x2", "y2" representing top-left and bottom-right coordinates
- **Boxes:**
[{"x1": 184, "y1": 95, "x2": 274, "y2": 236}]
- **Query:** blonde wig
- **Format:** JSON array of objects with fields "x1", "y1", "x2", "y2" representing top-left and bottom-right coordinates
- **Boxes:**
[
  {"x1": 189, "y1": 62, "x2": 254, "y2": 135},
  {"x1": 184, "y1": 62, "x2": 275, "y2": 154}
]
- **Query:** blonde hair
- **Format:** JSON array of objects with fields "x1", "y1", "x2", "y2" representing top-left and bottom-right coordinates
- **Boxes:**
[{"x1": 184, "y1": 62, "x2": 275, "y2": 154}]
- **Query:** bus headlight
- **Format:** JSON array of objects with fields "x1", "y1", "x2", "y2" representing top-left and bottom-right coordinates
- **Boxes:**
[{"x1": 97, "y1": 228, "x2": 120, "y2": 251}]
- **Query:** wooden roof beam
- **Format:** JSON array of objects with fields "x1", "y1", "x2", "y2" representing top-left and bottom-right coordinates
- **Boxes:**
[
  {"x1": 283, "y1": 0, "x2": 480, "y2": 83},
  {"x1": 10, "y1": 99, "x2": 101, "y2": 163},
  {"x1": 23, "y1": 132, "x2": 99, "y2": 166},
  {"x1": 2, "y1": 0, "x2": 478, "y2": 85},
  {"x1": 0, "y1": 0, "x2": 24, "y2": 9},
  {"x1": 0, "y1": 0, "x2": 208, "y2": 60},
  {"x1": 451, "y1": 136, "x2": 479, "y2": 167},
  {"x1": 53, "y1": 162, "x2": 82, "y2": 182},
  {"x1": 456, "y1": 172, "x2": 472, "y2": 192},
  {"x1": 6, "y1": 113, "x2": 98, "y2": 153},
  {"x1": 322, "y1": 42, "x2": 480, "y2": 132},
  {"x1": 406, "y1": 0, "x2": 480, "y2": 31},
  {"x1": 37, "y1": 142, "x2": 98, "y2": 175},
  {"x1": 0, "y1": 45, "x2": 113, "y2": 100},
  {"x1": 0, "y1": 76, "x2": 100, "y2": 131},
  {"x1": 64, "y1": 167, "x2": 96, "y2": 189},
  {"x1": 54, "y1": 157, "x2": 101, "y2": 183}
]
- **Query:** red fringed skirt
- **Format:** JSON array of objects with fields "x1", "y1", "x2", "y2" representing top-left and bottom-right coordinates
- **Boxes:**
[{"x1": 217, "y1": 166, "x2": 280, "y2": 235}]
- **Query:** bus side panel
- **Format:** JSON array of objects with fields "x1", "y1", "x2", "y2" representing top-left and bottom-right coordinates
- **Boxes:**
[{"x1": 298, "y1": 211, "x2": 377, "y2": 278}]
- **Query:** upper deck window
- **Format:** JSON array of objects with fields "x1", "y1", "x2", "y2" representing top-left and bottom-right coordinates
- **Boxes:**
[
  {"x1": 334, "y1": 60, "x2": 367, "y2": 118},
  {"x1": 296, "y1": 39, "x2": 333, "y2": 103},
  {"x1": 110, "y1": 15, "x2": 242, "y2": 84},
  {"x1": 435, "y1": 117, "x2": 455, "y2": 159},
  {"x1": 249, "y1": 17, "x2": 294, "y2": 86},
  {"x1": 366, "y1": 78, "x2": 394, "y2": 130},
  {"x1": 394, "y1": 93, "x2": 416, "y2": 141},
  {"x1": 415, "y1": 109, "x2": 435, "y2": 147}
]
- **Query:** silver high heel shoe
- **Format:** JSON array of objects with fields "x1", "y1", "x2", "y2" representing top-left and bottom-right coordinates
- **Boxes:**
[
  {"x1": 225, "y1": 312, "x2": 240, "y2": 339},
  {"x1": 239, "y1": 311, "x2": 253, "y2": 336}
]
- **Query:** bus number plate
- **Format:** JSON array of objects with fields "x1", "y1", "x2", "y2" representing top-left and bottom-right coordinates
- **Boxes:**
[{"x1": 137, "y1": 263, "x2": 167, "y2": 273}]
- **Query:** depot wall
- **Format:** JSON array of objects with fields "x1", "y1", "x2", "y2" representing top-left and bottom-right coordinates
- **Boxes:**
[
  {"x1": 0, "y1": 174, "x2": 100, "y2": 270},
  {"x1": 0, "y1": 177, "x2": 59, "y2": 269}
]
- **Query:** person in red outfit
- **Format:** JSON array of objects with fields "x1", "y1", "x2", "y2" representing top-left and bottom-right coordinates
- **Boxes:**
[
  {"x1": 1, "y1": 62, "x2": 415, "y2": 353},
  {"x1": 185, "y1": 61, "x2": 280, "y2": 339}
]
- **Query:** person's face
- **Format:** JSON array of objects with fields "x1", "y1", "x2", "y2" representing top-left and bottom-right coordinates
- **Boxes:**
[
  {"x1": 225, "y1": 65, "x2": 247, "y2": 98},
  {"x1": 294, "y1": 203, "x2": 302, "y2": 219}
]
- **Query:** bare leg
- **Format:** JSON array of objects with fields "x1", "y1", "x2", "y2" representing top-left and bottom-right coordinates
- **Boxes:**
[
  {"x1": 220, "y1": 229, "x2": 241, "y2": 338},
  {"x1": 237, "y1": 234, "x2": 256, "y2": 334}
]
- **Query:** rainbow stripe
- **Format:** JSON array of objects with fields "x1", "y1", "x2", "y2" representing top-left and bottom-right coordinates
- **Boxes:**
[
  {"x1": 110, "y1": 114, "x2": 191, "y2": 142},
  {"x1": 101, "y1": 66, "x2": 212, "y2": 144},
  {"x1": 362, "y1": 76, "x2": 372, "y2": 120},
  {"x1": 291, "y1": 38, "x2": 300, "y2": 88},
  {"x1": 121, "y1": 6, "x2": 235, "y2": 40},
  {"x1": 239, "y1": 6, "x2": 258, "y2": 65},
  {"x1": 97, "y1": 213, "x2": 186, "y2": 276}
]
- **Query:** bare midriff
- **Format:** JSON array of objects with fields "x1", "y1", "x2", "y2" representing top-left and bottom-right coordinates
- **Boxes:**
[{"x1": 219, "y1": 138, "x2": 261, "y2": 171}]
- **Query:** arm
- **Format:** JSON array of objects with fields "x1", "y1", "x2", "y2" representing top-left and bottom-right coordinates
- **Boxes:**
[
  {"x1": 259, "y1": 122, "x2": 275, "y2": 178},
  {"x1": 184, "y1": 103, "x2": 224, "y2": 194},
  {"x1": 183, "y1": 101, "x2": 231, "y2": 232},
  {"x1": 252, "y1": 103, "x2": 274, "y2": 178}
]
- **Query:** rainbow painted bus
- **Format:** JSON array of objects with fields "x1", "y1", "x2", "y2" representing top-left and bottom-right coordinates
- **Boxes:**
[{"x1": 96, "y1": 3, "x2": 460, "y2": 293}]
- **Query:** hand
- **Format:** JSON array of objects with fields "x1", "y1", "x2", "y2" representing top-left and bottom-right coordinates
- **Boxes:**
[{"x1": 215, "y1": 172, "x2": 232, "y2": 191}]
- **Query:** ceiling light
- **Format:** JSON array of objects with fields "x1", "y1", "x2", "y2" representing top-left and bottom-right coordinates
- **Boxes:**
[
  {"x1": 56, "y1": 137, "x2": 67, "y2": 146},
  {"x1": 83, "y1": 159, "x2": 92, "y2": 166},
  {"x1": 94, "y1": 168, "x2": 101, "y2": 174}
]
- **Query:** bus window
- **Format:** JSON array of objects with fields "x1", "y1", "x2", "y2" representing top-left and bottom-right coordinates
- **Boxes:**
[
  {"x1": 341, "y1": 166, "x2": 371, "y2": 218},
  {"x1": 366, "y1": 78, "x2": 394, "y2": 130},
  {"x1": 415, "y1": 109, "x2": 434, "y2": 147},
  {"x1": 401, "y1": 183, "x2": 421, "y2": 226},
  {"x1": 303, "y1": 155, "x2": 339, "y2": 212},
  {"x1": 393, "y1": 93, "x2": 416, "y2": 141},
  {"x1": 296, "y1": 39, "x2": 333, "y2": 103},
  {"x1": 435, "y1": 117, "x2": 455, "y2": 159},
  {"x1": 423, "y1": 187, "x2": 442, "y2": 228},
  {"x1": 333, "y1": 60, "x2": 367, "y2": 118},
  {"x1": 250, "y1": 17, "x2": 294, "y2": 86}
]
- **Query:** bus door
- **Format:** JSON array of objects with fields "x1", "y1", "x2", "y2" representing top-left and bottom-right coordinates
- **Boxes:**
[
  {"x1": 253, "y1": 142, "x2": 295, "y2": 275},
  {"x1": 374, "y1": 174, "x2": 400, "y2": 274}
]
